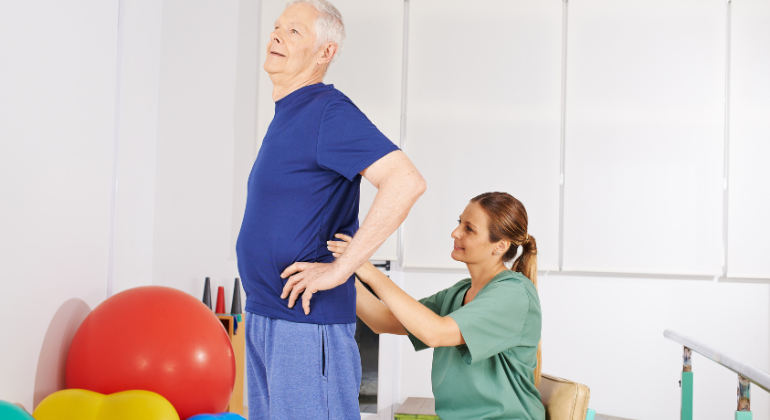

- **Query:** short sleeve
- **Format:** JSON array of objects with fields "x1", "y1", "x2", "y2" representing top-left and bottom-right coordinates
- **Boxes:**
[
  {"x1": 406, "y1": 288, "x2": 449, "y2": 352},
  {"x1": 448, "y1": 281, "x2": 530, "y2": 365},
  {"x1": 317, "y1": 97, "x2": 400, "y2": 181}
]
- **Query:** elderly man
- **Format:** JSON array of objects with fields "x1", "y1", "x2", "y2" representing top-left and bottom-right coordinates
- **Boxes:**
[{"x1": 236, "y1": 0, "x2": 426, "y2": 419}]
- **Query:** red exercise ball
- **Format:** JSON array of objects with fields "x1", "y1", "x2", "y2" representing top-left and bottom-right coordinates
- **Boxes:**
[{"x1": 66, "y1": 286, "x2": 235, "y2": 420}]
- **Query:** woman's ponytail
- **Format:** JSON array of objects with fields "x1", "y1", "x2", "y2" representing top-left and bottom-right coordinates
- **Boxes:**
[{"x1": 511, "y1": 234, "x2": 538, "y2": 288}]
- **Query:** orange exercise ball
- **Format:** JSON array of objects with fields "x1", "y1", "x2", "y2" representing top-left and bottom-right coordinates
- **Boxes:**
[{"x1": 66, "y1": 286, "x2": 235, "y2": 420}]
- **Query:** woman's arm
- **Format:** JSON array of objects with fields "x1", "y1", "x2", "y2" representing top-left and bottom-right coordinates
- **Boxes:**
[
  {"x1": 355, "y1": 277, "x2": 406, "y2": 335},
  {"x1": 357, "y1": 263, "x2": 464, "y2": 348},
  {"x1": 328, "y1": 237, "x2": 405, "y2": 335},
  {"x1": 330, "y1": 234, "x2": 465, "y2": 348}
]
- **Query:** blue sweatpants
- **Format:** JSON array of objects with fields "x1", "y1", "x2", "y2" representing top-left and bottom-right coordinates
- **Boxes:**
[{"x1": 245, "y1": 312, "x2": 362, "y2": 420}]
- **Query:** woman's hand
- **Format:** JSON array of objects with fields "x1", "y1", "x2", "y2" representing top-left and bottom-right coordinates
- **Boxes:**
[
  {"x1": 328, "y1": 233, "x2": 380, "y2": 284},
  {"x1": 327, "y1": 233, "x2": 352, "y2": 258}
]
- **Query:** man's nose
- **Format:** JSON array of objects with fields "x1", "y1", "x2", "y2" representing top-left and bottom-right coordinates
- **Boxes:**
[{"x1": 271, "y1": 32, "x2": 282, "y2": 44}]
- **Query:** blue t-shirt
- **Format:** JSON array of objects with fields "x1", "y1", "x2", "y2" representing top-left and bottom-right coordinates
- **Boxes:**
[{"x1": 236, "y1": 83, "x2": 399, "y2": 324}]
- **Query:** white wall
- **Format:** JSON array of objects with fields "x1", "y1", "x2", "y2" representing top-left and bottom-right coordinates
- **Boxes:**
[
  {"x1": 402, "y1": 0, "x2": 562, "y2": 270},
  {"x1": 0, "y1": 0, "x2": 119, "y2": 409},
  {"x1": 727, "y1": 0, "x2": 770, "y2": 280},
  {"x1": 152, "y1": 0, "x2": 258, "y2": 302},
  {"x1": 0, "y1": 0, "x2": 164, "y2": 409},
  {"x1": 399, "y1": 270, "x2": 770, "y2": 419},
  {"x1": 563, "y1": 0, "x2": 725, "y2": 275},
  {"x1": 0, "y1": 0, "x2": 256, "y2": 407},
  {"x1": 112, "y1": 0, "x2": 164, "y2": 294}
]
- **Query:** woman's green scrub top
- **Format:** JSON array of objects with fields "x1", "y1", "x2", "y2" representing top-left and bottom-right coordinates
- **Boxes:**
[{"x1": 408, "y1": 270, "x2": 544, "y2": 420}]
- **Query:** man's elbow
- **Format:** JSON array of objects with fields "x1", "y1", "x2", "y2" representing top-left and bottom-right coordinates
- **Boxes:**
[
  {"x1": 414, "y1": 173, "x2": 427, "y2": 197},
  {"x1": 406, "y1": 172, "x2": 427, "y2": 203}
]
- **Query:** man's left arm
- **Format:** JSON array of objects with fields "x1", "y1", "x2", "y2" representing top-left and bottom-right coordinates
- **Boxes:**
[{"x1": 280, "y1": 150, "x2": 426, "y2": 314}]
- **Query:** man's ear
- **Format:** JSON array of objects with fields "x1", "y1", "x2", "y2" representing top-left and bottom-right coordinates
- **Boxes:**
[{"x1": 317, "y1": 42, "x2": 339, "y2": 65}]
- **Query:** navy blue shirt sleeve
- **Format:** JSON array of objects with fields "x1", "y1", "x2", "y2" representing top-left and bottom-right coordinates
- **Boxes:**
[{"x1": 317, "y1": 96, "x2": 400, "y2": 181}]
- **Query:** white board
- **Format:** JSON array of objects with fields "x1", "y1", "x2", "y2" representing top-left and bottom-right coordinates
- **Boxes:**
[
  {"x1": 562, "y1": 0, "x2": 725, "y2": 275},
  {"x1": 402, "y1": 0, "x2": 563, "y2": 269},
  {"x1": 257, "y1": 0, "x2": 404, "y2": 260},
  {"x1": 727, "y1": 0, "x2": 770, "y2": 279}
]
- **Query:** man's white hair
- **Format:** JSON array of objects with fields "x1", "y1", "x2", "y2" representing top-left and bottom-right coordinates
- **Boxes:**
[{"x1": 286, "y1": 0, "x2": 346, "y2": 60}]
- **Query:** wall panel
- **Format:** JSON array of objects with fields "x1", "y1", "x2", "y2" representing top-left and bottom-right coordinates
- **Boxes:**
[
  {"x1": 113, "y1": 0, "x2": 164, "y2": 294},
  {"x1": 402, "y1": 0, "x2": 563, "y2": 269},
  {"x1": 153, "y1": 0, "x2": 244, "y2": 295},
  {"x1": 563, "y1": 0, "x2": 725, "y2": 275},
  {"x1": 727, "y1": 0, "x2": 770, "y2": 279}
]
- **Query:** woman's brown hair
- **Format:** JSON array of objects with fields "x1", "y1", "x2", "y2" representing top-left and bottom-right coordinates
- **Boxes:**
[{"x1": 471, "y1": 191, "x2": 541, "y2": 386}]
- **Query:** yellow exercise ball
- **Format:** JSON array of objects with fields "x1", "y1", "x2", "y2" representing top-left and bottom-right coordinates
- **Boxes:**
[{"x1": 33, "y1": 389, "x2": 179, "y2": 420}]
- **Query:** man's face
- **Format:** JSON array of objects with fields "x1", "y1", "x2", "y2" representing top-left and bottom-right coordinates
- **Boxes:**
[{"x1": 264, "y1": 3, "x2": 320, "y2": 79}]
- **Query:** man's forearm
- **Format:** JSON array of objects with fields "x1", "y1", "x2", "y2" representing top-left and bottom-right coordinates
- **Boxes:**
[{"x1": 332, "y1": 169, "x2": 425, "y2": 280}]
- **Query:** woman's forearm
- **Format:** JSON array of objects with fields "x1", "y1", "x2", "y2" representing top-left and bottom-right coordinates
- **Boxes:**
[
  {"x1": 355, "y1": 278, "x2": 406, "y2": 335},
  {"x1": 358, "y1": 264, "x2": 464, "y2": 348}
]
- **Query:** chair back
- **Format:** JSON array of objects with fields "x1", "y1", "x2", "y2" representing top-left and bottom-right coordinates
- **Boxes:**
[{"x1": 538, "y1": 373, "x2": 591, "y2": 420}]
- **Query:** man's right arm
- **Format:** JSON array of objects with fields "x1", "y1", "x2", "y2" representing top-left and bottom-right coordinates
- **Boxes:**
[
  {"x1": 281, "y1": 150, "x2": 426, "y2": 314},
  {"x1": 332, "y1": 150, "x2": 426, "y2": 281}
]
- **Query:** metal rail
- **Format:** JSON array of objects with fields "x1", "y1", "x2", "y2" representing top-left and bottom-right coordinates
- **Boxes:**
[
  {"x1": 664, "y1": 329, "x2": 770, "y2": 393},
  {"x1": 665, "y1": 329, "x2": 769, "y2": 420}
]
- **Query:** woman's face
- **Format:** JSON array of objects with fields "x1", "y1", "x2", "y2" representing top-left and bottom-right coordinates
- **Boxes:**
[{"x1": 451, "y1": 201, "x2": 504, "y2": 264}]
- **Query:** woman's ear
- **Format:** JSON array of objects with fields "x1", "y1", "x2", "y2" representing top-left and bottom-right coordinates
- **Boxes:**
[{"x1": 496, "y1": 240, "x2": 510, "y2": 255}]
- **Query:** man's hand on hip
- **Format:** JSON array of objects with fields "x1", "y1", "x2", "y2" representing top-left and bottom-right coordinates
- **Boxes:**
[{"x1": 280, "y1": 262, "x2": 347, "y2": 315}]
